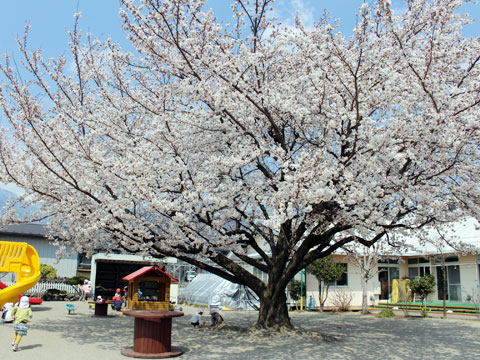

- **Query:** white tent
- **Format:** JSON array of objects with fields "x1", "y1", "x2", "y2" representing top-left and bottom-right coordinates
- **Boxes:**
[{"x1": 178, "y1": 273, "x2": 259, "y2": 311}]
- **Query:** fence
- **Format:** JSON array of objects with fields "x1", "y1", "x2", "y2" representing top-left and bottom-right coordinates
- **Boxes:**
[{"x1": 2, "y1": 280, "x2": 81, "y2": 296}]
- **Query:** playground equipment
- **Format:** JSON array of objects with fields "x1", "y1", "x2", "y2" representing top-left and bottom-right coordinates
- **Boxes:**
[
  {"x1": 65, "y1": 303, "x2": 76, "y2": 314},
  {"x1": 0, "y1": 241, "x2": 41, "y2": 308}
]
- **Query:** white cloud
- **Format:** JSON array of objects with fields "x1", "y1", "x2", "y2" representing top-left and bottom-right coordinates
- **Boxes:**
[
  {"x1": 0, "y1": 182, "x2": 25, "y2": 196},
  {"x1": 272, "y1": 0, "x2": 316, "y2": 29}
]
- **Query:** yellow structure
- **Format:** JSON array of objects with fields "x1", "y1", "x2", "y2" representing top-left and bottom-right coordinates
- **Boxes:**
[
  {"x1": 391, "y1": 279, "x2": 411, "y2": 303},
  {"x1": 122, "y1": 265, "x2": 178, "y2": 311},
  {"x1": 0, "y1": 241, "x2": 41, "y2": 308}
]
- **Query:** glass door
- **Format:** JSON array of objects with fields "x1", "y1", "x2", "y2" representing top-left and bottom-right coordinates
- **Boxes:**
[
  {"x1": 378, "y1": 266, "x2": 400, "y2": 300},
  {"x1": 436, "y1": 265, "x2": 461, "y2": 301}
]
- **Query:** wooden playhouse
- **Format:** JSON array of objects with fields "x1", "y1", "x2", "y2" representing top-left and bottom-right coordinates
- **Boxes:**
[{"x1": 122, "y1": 265, "x2": 178, "y2": 311}]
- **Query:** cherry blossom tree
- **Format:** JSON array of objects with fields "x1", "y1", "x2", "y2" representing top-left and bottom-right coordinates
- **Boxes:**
[{"x1": 0, "y1": 0, "x2": 479, "y2": 330}]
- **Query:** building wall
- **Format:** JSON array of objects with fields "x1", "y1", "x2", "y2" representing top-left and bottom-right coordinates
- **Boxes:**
[
  {"x1": 0, "y1": 235, "x2": 78, "y2": 278},
  {"x1": 306, "y1": 253, "x2": 480, "y2": 308},
  {"x1": 459, "y1": 254, "x2": 479, "y2": 302},
  {"x1": 306, "y1": 254, "x2": 380, "y2": 309}
]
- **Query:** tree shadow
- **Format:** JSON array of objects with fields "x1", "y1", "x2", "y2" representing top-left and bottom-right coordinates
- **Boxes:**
[
  {"x1": 29, "y1": 307, "x2": 480, "y2": 359},
  {"x1": 169, "y1": 310, "x2": 480, "y2": 359},
  {"x1": 33, "y1": 313, "x2": 134, "y2": 351}
]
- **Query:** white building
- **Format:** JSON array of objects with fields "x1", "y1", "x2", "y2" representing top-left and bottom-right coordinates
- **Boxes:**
[{"x1": 306, "y1": 218, "x2": 480, "y2": 309}]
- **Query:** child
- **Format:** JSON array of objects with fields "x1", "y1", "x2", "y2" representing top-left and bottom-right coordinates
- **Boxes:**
[
  {"x1": 1, "y1": 302, "x2": 13, "y2": 323},
  {"x1": 190, "y1": 308, "x2": 204, "y2": 328},
  {"x1": 210, "y1": 309, "x2": 224, "y2": 327},
  {"x1": 82, "y1": 279, "x2": 91, "y2": 301},
  {"x1": 113, "y1": 288, "x2": 123, "y2": 311},
  {"x1": 123, "y1": 286, "x2": 128, "y2": 307},
  {"x1": 11, "y1": 296, "x2": 33, "y2": 351}
]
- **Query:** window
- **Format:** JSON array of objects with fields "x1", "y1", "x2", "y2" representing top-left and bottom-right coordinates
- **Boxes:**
[
  {"x1": 379, "y1": 258, "x2": 400, "y2": 264},
  {"x1": 435, "y1": 256, "x2": 459, "y2": 263},
  {"x1": 138, "y1": 281, "x2": 165, "y2": 301},
  {"x1": 408, "y1": 257, "x2": 431, "y2": 280},
  {"x1": 77, "y1": 253, "x2": 91, "y2": 269},
  {"x1": 329, "y1": 263, "x2": 348, "y2": 286},
  {"x1": 407, "y1": 257, "x2": 429, "y2": 264},
  {"x1": 408, "y1": 266, "x2": 431, "y2": 279}
]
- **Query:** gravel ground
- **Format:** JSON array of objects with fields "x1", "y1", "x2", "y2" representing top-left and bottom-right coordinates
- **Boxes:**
[{"x1": 0, "y1": 301, "x2": 479, "y2": 360}]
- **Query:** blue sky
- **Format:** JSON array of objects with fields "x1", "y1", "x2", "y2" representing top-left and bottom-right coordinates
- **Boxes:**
[
  {"x1": 0, "y1": 1, "x2": 478, "y2": 57},
  {"x1": 0, "y1": 0, "x2": 479, "y2": 195}
]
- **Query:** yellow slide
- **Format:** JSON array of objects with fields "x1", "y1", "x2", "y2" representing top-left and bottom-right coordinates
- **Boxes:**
[{"x1": 0, "y1": 241, "x2": 41, "y2": 308}]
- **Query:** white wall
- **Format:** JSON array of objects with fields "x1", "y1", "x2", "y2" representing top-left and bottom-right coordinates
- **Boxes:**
[
  {"x1": 306, "y1": 254, "x2": 480, "y2": 308},
  {"x1": 459, "y1": 254, "x2": 479, "y2": 302},
  {"x1": 305, "y1": 255, "x2": 380, "y2": 309}
]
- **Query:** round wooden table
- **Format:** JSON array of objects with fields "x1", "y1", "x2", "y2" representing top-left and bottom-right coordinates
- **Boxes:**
[
  {"x1": 121, "y1": 310, "x2": 184, "y2": 359},
  {"x1": 94, "y1": 301, "x2": 110, "y2": 316}
]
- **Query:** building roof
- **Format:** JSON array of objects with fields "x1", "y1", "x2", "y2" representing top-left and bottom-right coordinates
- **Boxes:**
[
  {"x1": 122, "y1": 265, "x2": 178, "y2": 282},
  {"x1": 0, "y1": 223, "x2": 46, "y2": 237},
  {"x1": 400, "y1": 217, "x2": 480, "y2": 256},
  {"x1": 244, "y1": 218, "x2": 480, "y2": 260},
  {"x1": 92, "y1": 252, "x2": 177, "y2": 264}
]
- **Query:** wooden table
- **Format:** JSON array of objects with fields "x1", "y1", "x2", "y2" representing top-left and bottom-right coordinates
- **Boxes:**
[
  {"x1": 121, "y1": 310, "x2": 184, "y2": 359},
  {"x1": 94, "y1": 301, "x2": 109, "y2": 316}
]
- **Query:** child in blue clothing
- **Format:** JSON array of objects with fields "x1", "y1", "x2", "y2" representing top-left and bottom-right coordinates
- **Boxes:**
[
  {"x1": 11, "y1": 296, "x2": 33, "y2": 351},
  {"x1": 113, "y1": 288, "x2": 123, "y2": 311}
]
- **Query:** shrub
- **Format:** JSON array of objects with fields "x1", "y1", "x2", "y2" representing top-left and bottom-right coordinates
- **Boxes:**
[
  {"x1": 398, "y1": 285, "x2": 412, "y2": 317},
  {"x1": 377, "y1": 308, "x2": 395, "y2": 318},
  {"x1": 40, "y1": 264, "x2": 57, "y2": 280},
  {"x1": 288, "y1": 279, "x2": 306, "y2": 301},
  {"x1": 331, "y1": 289, "x2": 352, "y2": 312},
  {"x1": 288, "y1": 279, "x2": 306, "y2": 310},
  {"x1": 45, "y1": 288, "x2": 66, "y2": 295},
  {"x1": 409, "y1": 274, "x2": 436, "y2": 303},
  {"x1": 65, "y1": 275, "x2": 89, "y2": 286}
]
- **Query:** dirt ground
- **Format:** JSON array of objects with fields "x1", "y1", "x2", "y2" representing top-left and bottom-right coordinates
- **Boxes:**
[{"x1": 0, "y1": 301, "x2": 479, "y2": 360}]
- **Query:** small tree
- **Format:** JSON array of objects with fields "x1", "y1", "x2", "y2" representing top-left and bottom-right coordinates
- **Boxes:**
[
  {"x1": 288, "y1": 280, "x2": 306, "y2": 310},
  {"x1": 39, "y1": 264, "x2": 57, "y2": 280},
  {"x1": 307, "y1": 256, "x2": 345, "y2": 312},
  {"x1": 344, "y1": 243, "x2": 388, "y2": 315},
  {"x1": 409, "y1": 274, "x2": 436, "y2": 315}
]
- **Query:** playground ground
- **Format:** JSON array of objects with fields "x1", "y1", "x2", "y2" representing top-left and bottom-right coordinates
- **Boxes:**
[{"x1": 0, "y1": 301, "x2": 479, "y2": 360}]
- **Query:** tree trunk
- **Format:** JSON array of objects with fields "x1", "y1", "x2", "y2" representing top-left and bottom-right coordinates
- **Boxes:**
[
  {"x1": 318, "y1": 282, "x2": 324, "y2": 312},
  {"x1": 361, "y1": 275, "x2": 369, "y2": 315},
  {"x1": 256, "y1": 290, "x2": 293, "y2": 331},
  {"x1": 319, "y1": 282, "x2": 330, "y2": 312}
]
